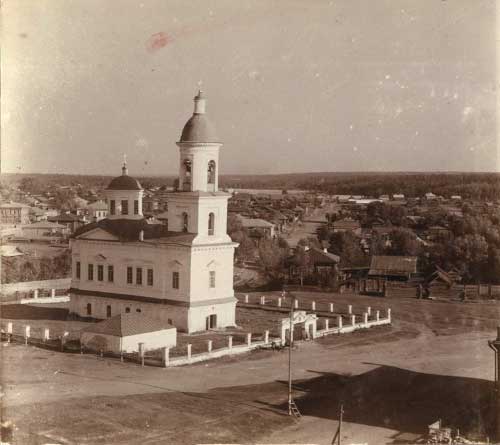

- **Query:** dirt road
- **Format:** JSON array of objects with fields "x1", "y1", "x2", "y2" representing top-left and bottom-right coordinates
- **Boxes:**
[{"x1": 2, "y1": 295, "x2": 499, "y2": 444}]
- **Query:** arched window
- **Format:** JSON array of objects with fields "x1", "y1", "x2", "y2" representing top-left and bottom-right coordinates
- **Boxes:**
[
  {"x1": 182, "y1": 212, "x2": 189, "y2": 232},
  {"x1": 183, "y1": 159, "x2": 192, "y2": 190},
  {"x1": 207, "y1": 161, "x2": 216, "y2": 189},
  {"x1": 208, "y1": 212, "x2": 215, "y2": 236}
]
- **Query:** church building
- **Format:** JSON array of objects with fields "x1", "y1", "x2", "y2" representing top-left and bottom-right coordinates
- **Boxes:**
[{"x1": 69, "y1": 92, "x2": 238, "y2": 333}]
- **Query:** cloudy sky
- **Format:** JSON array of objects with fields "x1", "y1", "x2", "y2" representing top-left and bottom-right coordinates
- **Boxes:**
[{"x1": 2, "y1": 0, "x2": 497, "y2": 176}]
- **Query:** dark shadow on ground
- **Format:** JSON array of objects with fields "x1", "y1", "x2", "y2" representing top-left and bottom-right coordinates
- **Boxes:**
[
  {"x1": 1, "y1": 304, "x2": 69, "y2": 320},
  {"x1": 265, "y1": 365, "x2": 494, "y2": 443}
]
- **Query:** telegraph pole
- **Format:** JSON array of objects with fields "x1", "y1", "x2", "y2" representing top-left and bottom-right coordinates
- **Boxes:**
[
  {"x1": 288, "y1": 293, "x2": 294, "y2": 416},
  {"x1": 488, "y1": 327, "x2": 500, "y2": 440}
]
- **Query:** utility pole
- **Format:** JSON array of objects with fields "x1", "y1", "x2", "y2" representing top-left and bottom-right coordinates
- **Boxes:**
[
  {"x1": 288, "y1": 293, "x2": 294, "y2": 416},
  {"x1": 488, "y1": 327, "x2": 500, "y2": 441}
]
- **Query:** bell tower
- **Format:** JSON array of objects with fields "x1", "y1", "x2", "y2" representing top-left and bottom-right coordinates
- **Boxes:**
[
  {"x1": 177, "y1": 91, "x2": 221, "y2": 193},
  {"x1": 167, "y1": 91, "x2": 232, "y2": 243}
]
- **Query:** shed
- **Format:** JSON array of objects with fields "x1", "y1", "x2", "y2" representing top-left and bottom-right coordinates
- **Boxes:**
[
  {"x1": 80, "y1": 313, "x2": 177, "y2": 353},
  {"x1": 368, "y1": 255, "x2": 417, "y2": 281}
]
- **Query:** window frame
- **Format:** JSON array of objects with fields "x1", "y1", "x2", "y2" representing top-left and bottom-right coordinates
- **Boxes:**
[
  {"x1": 97, "y1": 264, "x2": 104, "y2": 282},
  {"x1": 147, "y1": 268, "x2": 153, "y2": 286},
  {"x1": 108, "y1": 265, "x2": 114, "y2": 282},
  {"x1": 136, "y1": 267, "x2": 143, "y2": 285},
  {"x1": 76, "y1": 261, "x2": 81, "y2": 279},
  {"x1": 127, "y1": 266, "x2": 133, "y2": 284},
  {"x1": 172, "y1": 271, "x2": 180, "y2": 289},
  {"x1": 121, "y1": 200, "x2": 129, "y2": 215},
  {"x1": 88, "y1": 263, "x2": 94, "y2": 281},
  {"x1": 209, "y1": 270, "x2": 216, "y2": 288},
  {"x1": 110, "y1": 200, "x2": 116, "y2": 215},
  {"x1": 134, "y1": 200, "x2": 139, "y2": 215}
]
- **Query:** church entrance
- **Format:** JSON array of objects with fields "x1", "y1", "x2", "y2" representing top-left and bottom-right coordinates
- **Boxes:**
[{"x1": 206, "y1": 314, "x2": 217, "y2": 330}]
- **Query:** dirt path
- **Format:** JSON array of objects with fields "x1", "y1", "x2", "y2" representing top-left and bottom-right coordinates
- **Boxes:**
[{"x1": 2, "y1": 296, "x2": 499, "y2": 444}]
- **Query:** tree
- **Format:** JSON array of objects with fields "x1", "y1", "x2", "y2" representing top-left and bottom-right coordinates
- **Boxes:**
[
  {"x1": 258, "y1": 238, "x2": 287, "y2": 282},
  {"x1": 329, "y1": 232, "x2": 367, "y2": 267}
]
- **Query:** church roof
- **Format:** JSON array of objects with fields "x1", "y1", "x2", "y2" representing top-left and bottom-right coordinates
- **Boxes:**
[
  {"x1": 106, "y1": 175, "x2": 142, "y2": 191},
  {"x1": 81, "y1": 312, "x2": 174, "y2": 337},
  {"x1": 179, "y1": 91, "x2": 219, "y2": 143},
  {"x1": 74, "y1": 218, "x2": 166, "y2": 241},
  {"x1": 180, "y1": 113, "x2": 219, "y2": 143},
  {"x1": 73, "y1": 218, "x2": 197, "y2": 244}
]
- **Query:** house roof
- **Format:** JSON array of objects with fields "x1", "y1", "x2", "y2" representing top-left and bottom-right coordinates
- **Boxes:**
[
  {"x1": 333, "y1": 218, "x2": 361, "y2": 230},
  {"x1": 23, "y1": 221, "x2": 67, "y2": 229},
  {"x1": 369, "y1": 255, "x2": 417, "y2": 276},
  {"x1": 88, "y1": 201, "x2": 108, "y2": 210},
  {"x1": 0, "y1": 201, "x2": 29, "y2": 209},
  {"x1": 238, "y1": 216, "x2": 274, "y2": 228},
  {"x1": 81, "y1": 313, "x2": 174, "y2": 337},
  {"x1": 306, "y1": 247, "x2": 340, "y2": 264},
  {"x1": 49, "y1": 214, "x2": 85, "y2": 223}
]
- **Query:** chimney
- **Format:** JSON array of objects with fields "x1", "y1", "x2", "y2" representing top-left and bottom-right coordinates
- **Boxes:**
[{"x1": 139, "y1": 230, "x2": 144, "y2": 241}]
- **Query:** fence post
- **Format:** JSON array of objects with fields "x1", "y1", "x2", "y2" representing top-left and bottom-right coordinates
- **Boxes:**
[
  {"x1": 311, "y1": 301, "x2": 316, "y2": 311},
  {"x1": 51, "y1": 289, "x2": 56, "y2": 298},
  {"x1": 294, "y1": 299, "x2": 299, "y2": 309},
  {"x1": 247, "y1": 332, "x2": 252, "y2": 347},
  {"x1": 228, "y1": 336, "x2": 233, "y2": 351},
  {"x1": 277, "y1": 297, "x2": 282, "y2": 307},
  {"x1": 351, "y1": 315, "x2": 356, "y2": 326},
  {"x1": 7, "y1": 322, "x2": 12, "y2": 335},
  {"x1": 245, "y1": 294, "x2": 249, "y2": 304},
  {"x1": 264, "y1": 330, "x2": 269, "y2": 344},
  {"x1": 338, "y1": 315, "x2": 343, "y2": 329},
  {"x1": 367, "y1": 306, "x2": 371, "y2": 316},
  {"x1": 261, "y1": 295, "x2": 266, "y2": 305},
  {"x1": 324, "y1": 319, "x2": 329, "y2": 331},
  {"x1": 187, "y1": 344, "x2": 192, "y2": 362},
  {"x1": 162, "y1": 347, "x2": 170, "y2": 367},
  {"x1": 348, "y1": 305, "x2": 352, "y2": 314},
  {"x1": 363, "y1": 313, "x2": 368, "y2": 326},
  {"x1": 33, "y1": 289, "x2": 39, "y2": 299},
  {"x1": 207, "y1": 340, "x2": 213, "y2": 353},
  {"x1": 376, "y1": 310, "x2": 380, "y2": 322},
  {"x1": 25, "y1": 325, "x2": 30, "y2": 345},
  {"x1": 387, "y1": 308, "x2": 392, "y2": 322},
  {"x1": 329, "y1": 303, "x2": 334, "y2": 313},
  {"x1": 43, "y1": 328, "x2": 50, "y2": 341}
]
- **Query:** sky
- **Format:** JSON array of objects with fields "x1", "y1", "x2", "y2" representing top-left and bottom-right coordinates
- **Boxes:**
[{"x1": 2, "y1": 0, "x2": 498, "y2": 176}]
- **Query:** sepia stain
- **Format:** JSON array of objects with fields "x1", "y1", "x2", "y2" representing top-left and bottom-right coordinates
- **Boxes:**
[{"x1": 146, "y1": 32, "x2": 172, "y2": 53}]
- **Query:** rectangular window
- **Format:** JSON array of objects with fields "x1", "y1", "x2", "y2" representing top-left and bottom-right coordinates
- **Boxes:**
[
  {"x1": 121, "y1": 200, "x2": 128, "y2": 215},
  {"x1": 76, "y1": 261, "x2": 81, "y2": 279},
  {"x1": 209, "y1": 271, "x2": 216, "y2": 288},
  {"x1": 88, "y1": 264, "x2": 94, "y2": 281},
  {"x1": 97, "y1": 265, "x2": 104, "y2": 281},
  {"x1": 127, "y1": 266, "x2": 133, "y2": 284},
  {"x1": 147, "y1": 269, "x2": 153, "y2": 286},
  {"x1": 86, "y1": 303, "x2": 92, "y2": 316},
  {"x1": 110, "y1": 200, "x2": 115, "y2": 215},
  {"x1": 108, "y1": 265, "x2": 114, "y2": 282},
  {"x1": 134, "y1": 200, "x2": 139, "y2": 215},
  {"x1": 136, "y1": 267, "x2": 143, "y2": 285},
  {"x1": 172, "y1": 271, "x2": 179, "y2": 289},
  {"x1": 106, "y1": 305, "x2": 111, "y2": 318}
]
